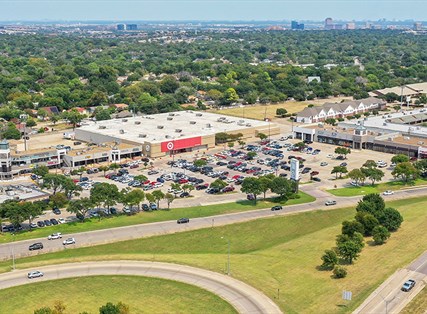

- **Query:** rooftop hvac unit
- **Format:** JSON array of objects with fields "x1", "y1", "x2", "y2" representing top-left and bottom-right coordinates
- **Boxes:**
[
  {"x1": 196, "y1": 113, "x2": 203, "y2": 117},
  {"x1": 175, "y1": 129, "x2": 182, "y2": 133},
  {"x1": 418, "y1": 141, "x2": 424, "y2": 145},
  {"x1": 165, "y1": 135, "x2": 171, "y2": 139},
  {"x1": 190, "y1": 121, "x2": 196, "y2": 124},
  {"x1": 99, "y1": 126, "x2": 106, "y2": 129},
  {"x1": 246, "y1": 123, "x2": 252, "y2": 127},
  {"x1": 206, "y1": 123, "x2": 211, "y2": 128},
  {"x1": 138, "y1": 134, "x2": 147, "y2": 138},
  {"x1": 388, "y1": 138, "x2": 393, "y2": 141},
  {"x1": 122, "y1": 119, "x2": 128, "y2": 122},
  {"x1": 169, "y1": 113, "x2": 175, "y2": 116},
  {"x1": 135, "y1": 121, "x2": 141, "y2": 125},
  {"x1": 157, "y1": 125, "x2": 164, "y2": 129},
  {"x1": 180, "y1": 134, "x2": 185, "y2": 137},
  {"x1": 383, "y1": 123, "x2": 387, "y2": 126},
  {"x1": 167, "y1": 117, "x2": 173, "y2": 120},
  {"x1": 404, "y1": 136, "x2": 411, "y2": 140},
  {"x1": 119, "y1": 129, "x2": 125, "y2": 134}
]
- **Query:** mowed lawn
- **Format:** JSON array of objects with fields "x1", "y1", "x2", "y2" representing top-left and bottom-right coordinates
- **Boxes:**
[
  {"x1": 402, "y1": 285, "x2": 427, "y2": 313},
  {"x1": 327, "y1": 178, "x2": 427, "y2": 197},
  {"x1": 0, "y1": 192, "x2": 314, "y2": 244},
  {"x1": 0, "y1": 276, "x2": 236, "y2": 314},
  {"x1": 1, "y1": 197, "x2": 426, "y2": 313},
  {"x1": 209, "y1": 97, "x2": 348, "y2": 120}
]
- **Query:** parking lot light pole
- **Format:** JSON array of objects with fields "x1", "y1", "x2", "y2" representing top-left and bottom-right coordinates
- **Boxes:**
[{"x1": 221, "y1": 236, "x2": 230, "y2": 275}]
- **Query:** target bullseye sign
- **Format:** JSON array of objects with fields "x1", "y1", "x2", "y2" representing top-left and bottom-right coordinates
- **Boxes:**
[
  {"x1": 161, "y1": 136, "x2": 201, "y2": 152},
  {"x1": 166, "y1": 142, "x2": 174, "y2": 150}
]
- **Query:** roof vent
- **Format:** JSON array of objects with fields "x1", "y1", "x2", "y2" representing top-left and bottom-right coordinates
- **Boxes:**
[
  {"x1": 167, "y1": 117, "x2": 173, "y2": 121},
  {"x1": 175, "y1": 129, "x2": 182, "y2": 133},
  {"x1": 122, "y1": 119, "x2": 128, "y2": 122},
  {"x1": 135, "y1": 121, "x2": 141, "y2": 125},
  {"x1": 190, "y1": 121, "x2": 196, "y2": 124},
  {"x1": 169, "y1": 113, "x2": 175, "y2": 116},
  {"x1": 196, "y1": 113, "x2": 203, "y2": 117},
  {"x1": 99, "y1": 126, "x2": 106, "y2": 129},
  {"x1": 418, "y1": 141, "x2": 424, "y2": 145},
  {"x1": 165, "y1": 135, "x2": 171, "y2": 139},
  {"x1": 157, "y1": 125, "x2": 164, "y2": 129},
  {"x1": 206, "y1": 123, "x2": 211, "y2": 128},
  {"x1": 119, "y1": 129, "x2": 125, "y2": 134},
  {"x1": 138, "y1": 134, "x2": 147, "y2": 138},
  {"x1": 246, "y1": 123, "x2": 252, "y2": 127}
]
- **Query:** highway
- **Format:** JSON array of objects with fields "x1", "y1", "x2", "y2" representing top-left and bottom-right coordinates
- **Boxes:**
[
  {"x1": 353, "y1": 250, "x2": 427, "y2": 314},
  {"x1": 0, "y1": 186, "x2": 426, "y2": 262},
  {"x1": 0, "y1": 261, "x2": 282, "y2": 314}
]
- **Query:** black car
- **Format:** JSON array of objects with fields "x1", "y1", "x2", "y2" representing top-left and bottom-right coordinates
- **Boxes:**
[
  {"x1": 271, "y1": 205, "x2": 283, "y2": 211},
  {"x1": 177, "y1": 218, "x2": 190, "y2": 224},
  {"x1": 29, "y1": 242, "x2": 43, "y2": 251},
  {"x1": 180, "y1": 192, "x2": 190, "y2": 198},
  {"x1": 340, "y1": 162, "x2": 348, "y2": 167},
  {"x1": 52, "y1": 207, "x2": 61, "y2": 215},
  {"x1": 37, "y1": 221, "x2": 45, "y2": 227},
  {"x1": 50, "y1": 218, "x2": 59, "y2": 225},
  {"x1": 312, "y1": 177, "x2": 322, "y2": 182},
  {"x1": 44, "y1": 219, "x2": 52, "y2": 226},
  {"x1": 142, "y1": 204, "x2": 150, "y2": 211},
  {"x1": 110, "y1": 207, "x2": 118, "y2": 215}
]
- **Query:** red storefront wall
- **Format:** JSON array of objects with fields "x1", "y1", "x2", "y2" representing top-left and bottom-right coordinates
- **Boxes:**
[{"x1": 160, "y1": 136, "x2": 202, "y2": 152}]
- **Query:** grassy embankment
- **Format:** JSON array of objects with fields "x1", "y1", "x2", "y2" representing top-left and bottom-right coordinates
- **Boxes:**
[{"x1": 1, "y1": 197, "x2": 426, "y2": 313}]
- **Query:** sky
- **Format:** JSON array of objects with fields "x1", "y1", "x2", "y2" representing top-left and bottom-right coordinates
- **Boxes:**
[{"x1": 0, "y1": 0, "x2": 425, "y2": 22}]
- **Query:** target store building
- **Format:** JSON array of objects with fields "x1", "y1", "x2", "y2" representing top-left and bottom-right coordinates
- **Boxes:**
[{"x1": 74, "y1": 111, "x2": 279, "y2": 158}]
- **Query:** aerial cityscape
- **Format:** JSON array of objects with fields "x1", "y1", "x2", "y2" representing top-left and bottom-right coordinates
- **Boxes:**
[{"x1": 0, "y1": 0, "x2": 426, "y2": 313}]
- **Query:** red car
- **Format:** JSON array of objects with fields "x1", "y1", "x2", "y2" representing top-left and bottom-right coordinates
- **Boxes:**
[
  {"x1": 129, "y1": 164, "x2": 139, "y2": 169},
  {"x1": 143, "y1": 180, "x2": 151, "y2": 185},
  {"x1": 179, "y1": 179, "x2": 189, "y2": 184},
  {"x1": 310, "y1": 171, "x2": 319, "y2": 176}
]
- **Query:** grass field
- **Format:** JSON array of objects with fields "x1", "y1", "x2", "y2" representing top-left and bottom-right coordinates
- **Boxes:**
[
  {"x1": 0, "y1": 192, "x2": 315, "y2": 244},
  {"x1": 209, "y1": 97, "x2": 349, "y2": 120},
  {"x1": 327, "y1": 178, "x2": 427, "y2": 197},
  {"x1": 2, "y1": 196, "x2": 427, "y2": 313},
  {"x1": 401, "y1": 285, "x2": 427, "y2": 314},
  {"x1": 0, "y1": 275, "x2": 236, "y2": 314}
]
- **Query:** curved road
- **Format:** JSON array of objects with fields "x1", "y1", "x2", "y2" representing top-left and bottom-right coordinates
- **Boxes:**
[
  {"x1": 1, "y1": 186, "x2": 426, "y2": 261},
  {"x1": 0, "y1": 261, "x2": 282, "y2": 314}
]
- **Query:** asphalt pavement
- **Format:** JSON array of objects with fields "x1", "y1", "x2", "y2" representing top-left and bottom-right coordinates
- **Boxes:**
[{"x1": 0, "y1": 261, "x2": 282, "y2": 314}]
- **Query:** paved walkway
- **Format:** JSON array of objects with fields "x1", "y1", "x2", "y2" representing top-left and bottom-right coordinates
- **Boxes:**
[{"x1": 0, "y1": 261, "x2": 282, "y2": 314}]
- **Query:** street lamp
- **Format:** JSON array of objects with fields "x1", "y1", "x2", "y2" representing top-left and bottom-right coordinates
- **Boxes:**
[{"x1": 221, "y1": 236, "x2": 230, "y2": 275}]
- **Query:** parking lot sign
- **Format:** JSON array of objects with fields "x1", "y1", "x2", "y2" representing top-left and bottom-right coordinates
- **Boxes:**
[
  {"x1": 290, "y1": 158, "x2": 300, "y2": 181},
  {"x1": 342, "y1": 290, "x2": 352, "y2": 301}
]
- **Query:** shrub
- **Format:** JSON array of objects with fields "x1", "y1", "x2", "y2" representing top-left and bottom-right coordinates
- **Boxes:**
[
  {"x1": 372, "y1": 225, "x2": 391, "y2": 245},
  {"x1": 333, "y1": 266, "x2": 348, "y2": 278},
  {"x1": 321, "y1": 249, "x2": 338, "y2": 270}
]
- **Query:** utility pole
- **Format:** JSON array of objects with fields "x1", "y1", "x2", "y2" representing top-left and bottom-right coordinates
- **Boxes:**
[{"x1": 221, "y1": 236, "x2": 230, "y2": 275}]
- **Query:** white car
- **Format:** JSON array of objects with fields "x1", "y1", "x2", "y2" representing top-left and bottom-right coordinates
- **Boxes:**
[
  {"x1": 47, "y1": 232, "x2": 62, "y2": 240},
  {"x1": 320, "y1": 162, "x2": 328, "y2": 166},
  {"x1": 28, "y1": 271, "x2": 44, "y2": 279},
  {"x1": 63, "y1": 237, "x2": 76, "y2": 245},
  {"x1": 383, "y1": 190, "x2": 394, "y2": 196},
  {"x1": 326, "y1": 154, "x2": 334, "y2": 158},
  {"x1": 153, "y1": 182, "x2": 163, "y2": 188},
  {"x1": 58, "y1": 218, "x2": 66, "y2": 224}
]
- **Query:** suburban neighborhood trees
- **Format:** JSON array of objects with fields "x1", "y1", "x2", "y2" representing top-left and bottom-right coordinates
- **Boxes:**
[
  {"x1": 241, "y1": 177, "x2": 263, "y2": 204},
  {"x1": 67, "y1": 197, "x2": 93, "y2": 221},
  {"x1": 392, "y1": 162, "x2": 419, "y2": 182},
  {"x1": 348, "y1": 169, "x2": 366, "y2": 185},
  {"x1": 334, "y1": 147, "x2": 351, "y2": 159},
  {"x1": 391, "y1": 154, "x2": 410, "y2": 164},
  {"x1": 372, "y1": 225, "x2": 391, "y2": 245},
  {"x1": 331, "y1": 166, "x2": 348, "y2": 179},
  {"x1": 320, "y1": 249, "x2": 338, "y2": 270}
]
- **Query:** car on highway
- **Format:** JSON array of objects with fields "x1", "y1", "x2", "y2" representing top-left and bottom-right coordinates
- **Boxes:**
[
  {"x1": 271, "y1": 205, "x2": 283, "y2": 211},
  {"x1": 383, "y1": 190, "x2": 394, "y2": 196},
  {"x1": 47, "y1": 233, "x2": 62, "y2": 240},
  {"x1": 29, "y1": 242, "x2": 44, "y2": 251},
  {"x1": 27, "y1": 271, "x2": 44, "y2": 279},
  {"x1": 63, "y1": 237, "x2": 76, "y2": 245},
  {"x1": 401, "y1": 279, "x2": 416, "y2": 292},
  {"x1": 177, "y1": 218, "x2": 190, "y2": 224},
  {"x1": 325, "y1": 200, "x2": 337, "y2": 206}
]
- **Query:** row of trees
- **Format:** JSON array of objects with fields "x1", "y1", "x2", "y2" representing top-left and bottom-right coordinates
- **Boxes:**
[
  {"x1": 240, "y1": 174, "x2": 298, "y2": 203},
  {"x1": 34, "y1": 301, "x2": 129, "y2": 314},
  {"x1": 320, "y1": 194, "x2": 403, "y2": 278}
]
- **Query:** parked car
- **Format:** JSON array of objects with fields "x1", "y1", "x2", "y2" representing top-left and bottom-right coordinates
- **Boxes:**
[
  {"x1": 142, "y1": 204, "x2": 150, "y2": 211},
  {"x1": 340, "y1": 162, "x2": 348, "y2": 167},
  {"x1": 50, "y1": 218, "x2": 59, "y2": 225},
  {"x1": 383, "y1": 190, "x2": 394, "y2": 196},
  {"x1": 271, "y1": 205, "x2": 283, "y2": 211},
  {"x1": 58, "y1": 218, "x2": 66, "y2": 224},
  {"x1": 43, "y1": 219, "x2": 52, "y2": 226},
  {"x1": 27, "y1": 271, "x2": 44, "y2": 279},
  {"x1": 246, "y1": 194, "x2": 255, "y2": 200},
  {"x1": 52, "y1": 207, "x2": 61, "y2": 215},
  {"x1": 180, "y1": 192, "x2": 190, "y2": 198},
  {"x1": 63, "y1": 238, "x2": 76, "y2": 245},
  {"x1": 37, "y1": 221, "x2": 45, "y2": 228},
  {"x1": 320, "y1": 162, "x2": 328, "y2": 167},
  {"x1": 29, "y1": 242, "x2": 44, "y2": 251},
  {"x1": 48, "y1": 233, "x2": 62, "y2": 240},
  {"x1": 149, "y1": 203, "x2": 158, "y2": 210},
  {"x1": 177, "y1": 217, "x2": 190, "y2": 224},
  {"x1": 401, "y1": 279, "x2": 416, "y2": 292},
  {"x1": 312, "y1": 177, "x2": 322, "y2": 182},
  {"x1": 325, "y1": 200, "x2": 337, "y2": 206}
]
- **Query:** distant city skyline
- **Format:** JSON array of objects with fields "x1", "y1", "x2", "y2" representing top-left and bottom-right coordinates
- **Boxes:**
[{"x1": 0, "y1": 0, "x2": 425, "y2": 22}]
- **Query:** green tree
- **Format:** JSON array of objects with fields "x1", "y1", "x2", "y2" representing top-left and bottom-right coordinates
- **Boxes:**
[
  {"x1": 270, "y1": 176, "x2": 295, "y2": 200},
  {"x1": 210, "y1": 179, "x2": 227, "y2": 190},
  {"x1": 21, "y1": 201, "x2": 44, "y2": 226},
  {"x1": 33, "y1": 165, "x2": 49, "y2": 178},
  {"x1": 247, "y1": 151, "x2": 257, "y2": 160},
  {"x1": 90, "y1": 183, "x2": 120, "y2": 211},
  {"x1": 341, "y1": 220, "x2": 365, "y2": 237},
  {"x1": 151, "y1": 190, "x2": 165, "y2": 209},
  {"x1": 276, "y1": 108, "x2": 287, "y2": 118},
  {"x1": 391, "y1": 154, "x2": 410, "y2": 164},
  {"x1": 348, "y1": 168, "x2": 366, "y2": 185},
  {"x1": 241, "y1": 177, "x2": 263, "y2": 204},
  {"x1": 325, "y1": 118, "x2": 337, "y2": 126},
  {"x1": 334, "y1": 147, "x2": 351, "y2": 159},
  {"x1": 222, "y1": 87, "x2": 239, "y2": 105},
  {"x1": 259, "y1": 175, "x2": 273, "y2": 199},
  {"x1": 99, "y1": 302, "x2": 129, "y2": 314},
  {"x1": 336, "y1": 233, "x2": 364, "y2": 264},
  {"x1": 392, "y1": 162, "x2": 419, "y2": 182},
  {"x1": 2, "y1": 123, "x2": 21, "y2": 140},
  {"x1": 62, "y1": 109, "x2": 85, "y2": 130},
  {"x1": 95, "y1": 108, "x2": 111, "y2": 121},
  {"x1": 165, "y1": 193, "x2": 174, "y2": 209},
  {"x1": 99, "y1": 165, "x2": 110, "y2": 177},
  {"x1": 355, "y1": 212, "x2": 379, "y2": 236},
  {"x1": 320, "y1": 249, "x2": 338, "y2": 270},
  {"x1": 372, "y1": 225, "x2": 391, "y2": 245},
  {"x1": 363, "y1": 160, "x2": 377, "y2": 169},
  {"x1": 356, "y1": 193, "x2": 385, "y2": 219},
  {"x1": 363, "y1": 168, "x2": 384, "y2": 186},
  {"x1": 378, "y1": 207, "x2": 403, "y2": 231},
  {"x1": 43, "y1": 174, "x2": 69, "y2": 195},
  {"x1": 333, "y1": 266, "x2": 348, "y2": 278},
  {"x1": 66, "y1": 197, "x2": 93, "y2": 221},
  {"x1": 193, "y1": 159, "x2": 207, "y2": 167},
  {"x1": 257, "y1": 133, "x2": 267, "y2": 141},
  {"x1": 160, "y1": 76, "x2": 180, "y2": 93},
  {"x1": 49, "y1": 192, "x2": 68, "y2": 209},
  {"x1": 121, "y1": 189, "x2": 145, "y2": 211},
  {"x1": 331, "y1": 166, "x2": 347, "y2": 179}
]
